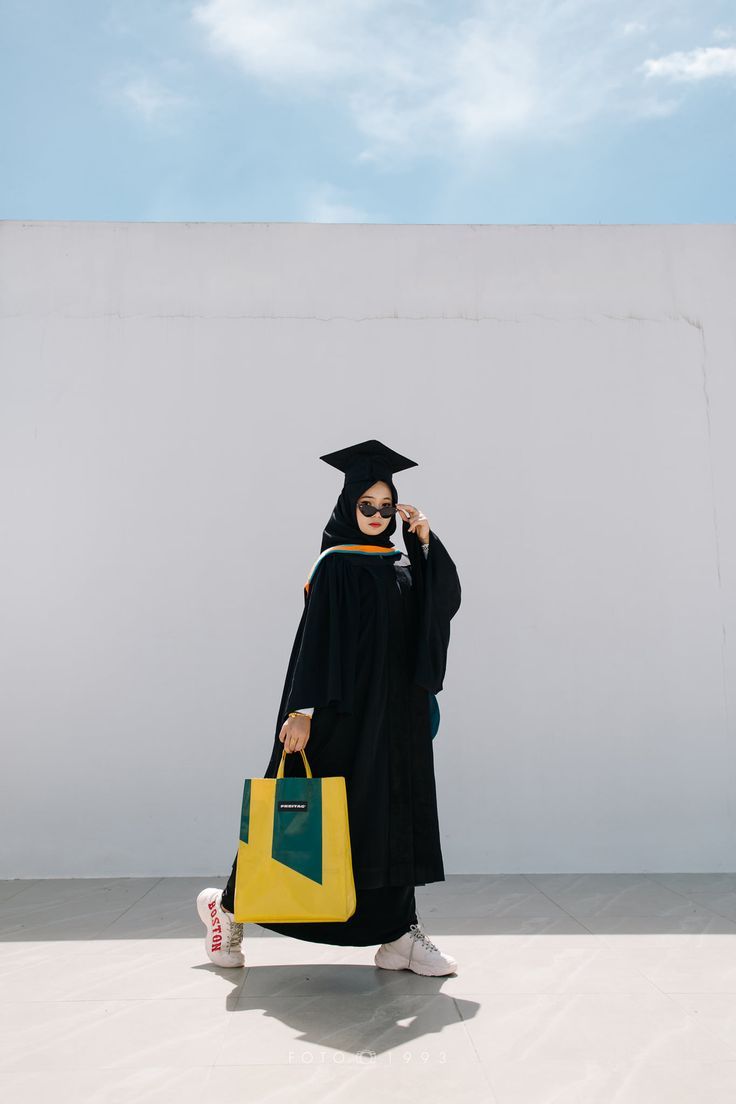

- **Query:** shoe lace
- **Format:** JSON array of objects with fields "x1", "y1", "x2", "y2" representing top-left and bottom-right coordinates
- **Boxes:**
[
  {"x1": 226, "y1": 922, "x2": 243, "y2": 952},
  {"x1": 220, "y1": 906, "x2": 243, "y2": 952},
  {"x1": 408, "y1": 922, "x2": 439, "y2": 953}
]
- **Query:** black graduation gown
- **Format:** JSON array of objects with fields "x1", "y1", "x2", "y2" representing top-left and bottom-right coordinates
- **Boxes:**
[{"x1": 229, "y1": 523, "x2": 461, "y2": 945}]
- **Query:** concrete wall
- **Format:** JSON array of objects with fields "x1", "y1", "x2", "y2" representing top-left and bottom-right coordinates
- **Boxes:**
[{"x1": 1, "y1": 220, "x2": 735, "y2": 877}]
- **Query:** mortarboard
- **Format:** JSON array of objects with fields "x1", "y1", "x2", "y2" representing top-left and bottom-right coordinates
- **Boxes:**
[{"x1": 319, "y1": 439, "x2": 418, "y2": 486}]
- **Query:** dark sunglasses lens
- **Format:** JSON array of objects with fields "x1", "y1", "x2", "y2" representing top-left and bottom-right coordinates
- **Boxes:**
[{"x1": 358, "y1": 503, "x2": 396, "y2": 517}]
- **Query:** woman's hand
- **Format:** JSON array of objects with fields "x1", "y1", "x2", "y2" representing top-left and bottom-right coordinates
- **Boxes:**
[
  {"x1": 396, "y1": 503, "x2": 430, "y2": 544},
  {"x1": 279, "y1": 713, "x2": 311, "y2": 753}
]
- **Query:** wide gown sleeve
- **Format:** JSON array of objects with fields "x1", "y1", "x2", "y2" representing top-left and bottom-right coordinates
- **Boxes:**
[
  {"x1": 278, "y1": 552, "x2": 361, "y2": 724},
  {"x1": 403, "y1": 521, "x2": 462, "y2": 694}
]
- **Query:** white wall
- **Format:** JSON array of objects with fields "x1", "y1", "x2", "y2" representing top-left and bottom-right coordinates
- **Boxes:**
[{"x1": 1, "y1": 221, "x2": 735, "y2": 878}]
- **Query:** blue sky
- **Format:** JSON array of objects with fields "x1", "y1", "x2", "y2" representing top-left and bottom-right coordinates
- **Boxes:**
[{"x1": 1, "y1": 0, "x2": 734, "y2": 222}]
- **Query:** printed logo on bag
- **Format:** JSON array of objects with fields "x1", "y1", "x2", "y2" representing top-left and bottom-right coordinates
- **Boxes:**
[{"x1": 278, "y1": 800, "x2": 308, "y2": 811}]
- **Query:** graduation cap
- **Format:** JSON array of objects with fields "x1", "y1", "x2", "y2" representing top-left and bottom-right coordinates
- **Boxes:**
[{"x1": 319, "y1": 438, "x2": 418, "y2": 486}]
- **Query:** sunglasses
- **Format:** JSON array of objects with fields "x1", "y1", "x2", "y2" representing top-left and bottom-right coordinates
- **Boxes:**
[{"x1": 357, "y1": 501, "x2": 397, "y2": 518}]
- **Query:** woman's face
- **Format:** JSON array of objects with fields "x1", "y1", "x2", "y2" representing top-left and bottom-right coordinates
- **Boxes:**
[{"x1": 355, "y1": 480, "x2": 394, "y2": 537}]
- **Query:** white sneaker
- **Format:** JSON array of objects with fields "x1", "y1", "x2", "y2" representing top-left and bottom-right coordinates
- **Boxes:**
[
  {"x1": 196, "y1": 888, "x2": 245, "y2": 968},
  {"x1": 374, "y1": 921, "x2": 458, "y2": 976}
]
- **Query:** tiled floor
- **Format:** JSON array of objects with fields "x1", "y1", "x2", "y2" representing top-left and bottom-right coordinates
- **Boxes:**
[{"x1": 2, "y1": 873, "x2": 736, "y2": 1102}]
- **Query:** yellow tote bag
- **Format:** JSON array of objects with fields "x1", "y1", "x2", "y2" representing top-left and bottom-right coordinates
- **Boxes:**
[{"x1": 233, "y1": 747, "x2": 357, "y2": 923}]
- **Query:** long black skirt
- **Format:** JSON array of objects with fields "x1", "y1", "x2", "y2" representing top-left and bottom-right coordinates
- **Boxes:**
[{"x1": 220, "y1": 855, "x2": 417, "y2": 946}]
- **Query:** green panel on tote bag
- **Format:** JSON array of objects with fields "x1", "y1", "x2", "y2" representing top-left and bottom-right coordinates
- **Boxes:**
[
  {"x1": 239, "y1": 779, "x2": 251, "y2": 844},
  {"x1": 271, "y1": 776, "x2": 323, "y2": 884}
]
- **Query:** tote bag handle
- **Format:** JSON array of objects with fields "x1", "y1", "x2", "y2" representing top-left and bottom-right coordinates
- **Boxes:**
[{"x1": 276, "y1": 747, "x2": 313, "y2": 778}]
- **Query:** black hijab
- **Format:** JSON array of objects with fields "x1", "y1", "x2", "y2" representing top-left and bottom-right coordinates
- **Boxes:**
[{"x1": 320, "y1": 475, "x2": 399, "y2": 552}]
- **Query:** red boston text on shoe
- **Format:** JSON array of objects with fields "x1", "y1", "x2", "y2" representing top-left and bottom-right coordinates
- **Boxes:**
[{"x1": 208, "y1": 898, "x2": 222, "y2": 951}]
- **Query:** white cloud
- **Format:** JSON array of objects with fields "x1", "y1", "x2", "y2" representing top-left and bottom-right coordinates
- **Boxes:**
[
  {"x1": 634, "y1": 96, "x2": 681, "y2": 118},
  {"x1": 303, "y1": 184, "x2": 372, "y2": 222},
  {"x1": 641, "y1": 45, "x2": 736, "y2": 80},
  {"x1": 191, "y1": 0, "x2": 546, "y2": 158},
  {"x1": 190, "y1": 1, "x2": 731, "y2": 159},
  {"x1": 191, "y1": 0, "x2": 358, "y2": 83},
  {"x1": 120, "y1": 77, "x2": 188, "y2": 122}
]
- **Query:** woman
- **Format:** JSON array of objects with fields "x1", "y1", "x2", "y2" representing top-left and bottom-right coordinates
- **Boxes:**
[{"x1": 197, "y1": 439, "x2": 461, "y2": 976}]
